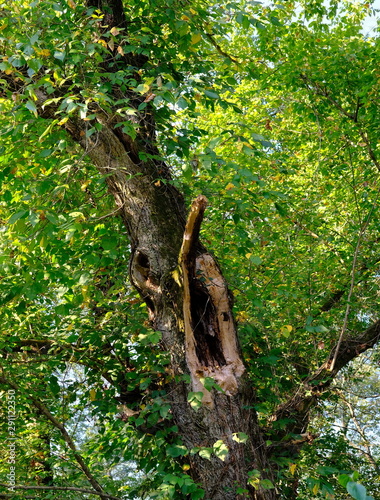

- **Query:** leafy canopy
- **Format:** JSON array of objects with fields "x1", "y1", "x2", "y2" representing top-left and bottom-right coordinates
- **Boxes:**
[{"x1": 0, "y1": 0, "x2": 380, "y2": 498}]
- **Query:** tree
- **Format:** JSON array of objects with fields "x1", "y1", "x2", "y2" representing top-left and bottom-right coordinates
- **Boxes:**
[{"x1": 0, "y1": 0, "x2": 379, "y2": 499}]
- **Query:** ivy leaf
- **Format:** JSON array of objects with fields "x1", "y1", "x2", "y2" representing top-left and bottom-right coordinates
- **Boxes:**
[
  {"x1": 232, "y1": 432, "x2": 249, "y2": 444},
  {"x1": 213, "y1": 440, "x2": 229, "y2": 461},
  {"x1": 167, "y1": 445, "x2": 188, "y2": 457}
]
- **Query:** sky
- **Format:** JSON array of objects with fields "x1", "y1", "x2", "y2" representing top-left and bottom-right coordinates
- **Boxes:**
[{"x1": 362, "y1": 0, "x2": 380, "y2": 36}]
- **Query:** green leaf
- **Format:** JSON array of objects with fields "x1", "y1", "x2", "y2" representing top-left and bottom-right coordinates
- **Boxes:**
[
  {"x1": 232, "y1": 432, "x2": 249, "y2": 444},
  {"x1": 54, "y1": 51, "x2": 66, "y2": 61},
  {"x1": 204, "y1": 90, "x2": 219, "y2": 99},
  {"x1": 8, "y1": 210, "x2": 28, "y2": 224},
  {"x1": 249, "y1": 255, "x2": 262, "y2": 265},
  {"x1": 260, "y1": 479, "x2": 275, "y2": 490},
  {"x1": 187, "y1": 391, "x2": 204, "y2": 411},
  {"x1": 166, "y1": 444, "x2": 188, "y2": 457},
  {"x1": 198, "y1": 448, "x2": 213, "y2": 460},
  {"x1": 317, "y1": 465, "x2": 339, "y2": 475},
  {"x1": 49, "y1": 375, "x2": 60, "y2": 395},
  {"x1": 274, "y1": 202, "x2": 287, "y2": 217},
  {"x1": 25, "y1": 100, "x2": 37, "y2": 115},
  {"x1": 213, "y1": 440, "x2": 229, "y2": 461},
  {"x1": 46, "y1": 212, "x2": 60, "y2": 225},
  {"x1": 347, "y1": 482, "x2": 367, "y2": 500},
  {"x1": 338, "y1": 474, "x2": 352, "y2": 488},
  {"x1": 190, "y1": 489, "x2": 205, "y2": 500}
]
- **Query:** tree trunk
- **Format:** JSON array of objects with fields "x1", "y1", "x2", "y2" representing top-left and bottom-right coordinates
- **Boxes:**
[{"x1": 61, "y1": 111, "x2": 276, "y2": 498}]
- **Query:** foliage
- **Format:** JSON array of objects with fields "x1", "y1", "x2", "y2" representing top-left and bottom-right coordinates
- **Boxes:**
[{"x1": 0, "y1": 0, "x2": 380, "y2": 499}]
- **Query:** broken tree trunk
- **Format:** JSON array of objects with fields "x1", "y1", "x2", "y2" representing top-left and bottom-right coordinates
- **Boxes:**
[{"x1": 74, "y1": 113, "x2": 276, "y2": 499}]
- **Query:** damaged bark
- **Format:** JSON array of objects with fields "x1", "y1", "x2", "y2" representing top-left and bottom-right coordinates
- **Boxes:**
[
  {"x1": 77, "y1": 113, "x2": 276, "y2": 499},
  {"x1": 178, "y1": 195, "x2": 245, "y2": 406}
]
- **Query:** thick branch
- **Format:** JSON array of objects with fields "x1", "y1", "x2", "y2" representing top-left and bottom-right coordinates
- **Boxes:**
[
  {"x1": 270, "y1": 319, "x2": 380, "y2": 437},
  {"x1": 179, "y1": 195, "x2": 208, "y2": 272}
]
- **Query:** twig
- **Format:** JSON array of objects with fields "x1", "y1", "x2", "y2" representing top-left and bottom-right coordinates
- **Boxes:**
[
  {"x1": 204, "y1": 33, "x2": 240, "y2": 64},
  {"x1": 330, "y1": 199, "x2": 377, "y2": 371}
]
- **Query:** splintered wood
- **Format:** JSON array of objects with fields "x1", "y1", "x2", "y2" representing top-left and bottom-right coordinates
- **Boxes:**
[{"x1": 179, "y1": 196, "x2": 245, "y2": 407}]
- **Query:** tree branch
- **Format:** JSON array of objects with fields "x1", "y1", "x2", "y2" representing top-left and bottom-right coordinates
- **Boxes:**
[
  {"x1": 300, "y1": 74, "x2": 380, "y2": 174},
  {"x1": 204, "y1": 33, "x2": 240, "y2": 64},
  {"x1": 359, "y1": 130, "x2": 380, "y2": 173},
  {"x1": 337, "y1": 391, "x2": 380, "y2": 473},
  {"x1": 0, "y1": 376, "x2": 109, "y2": 500},
  {"x1": 270, "y1": 318, "x2": 380, "y2": 437},
  {"x1": 330, "y1": 216, "x2": 368, "y2": 372}
]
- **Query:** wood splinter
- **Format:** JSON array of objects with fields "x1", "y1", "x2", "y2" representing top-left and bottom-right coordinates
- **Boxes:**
[{"x1": 179, "y1": 196, "x2": 245, "y2": 407}]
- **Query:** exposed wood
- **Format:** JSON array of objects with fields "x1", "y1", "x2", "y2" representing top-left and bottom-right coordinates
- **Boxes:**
[{"x1": 179, "y1": 196, "x2": 245, "y2": 406}]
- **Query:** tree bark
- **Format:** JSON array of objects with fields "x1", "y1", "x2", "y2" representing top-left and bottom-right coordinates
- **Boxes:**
[{"x1": 64, "y1": 109, "x2": 276, "y2": 499}]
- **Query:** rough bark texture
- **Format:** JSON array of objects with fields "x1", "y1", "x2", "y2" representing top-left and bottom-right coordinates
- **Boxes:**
[{"x1": 71, "y1": 113, "x2": 277, "y2": 499}]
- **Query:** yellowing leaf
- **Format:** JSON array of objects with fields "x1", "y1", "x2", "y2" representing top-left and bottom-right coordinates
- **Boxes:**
[
  {"x1": 280, "y1": 325, "x2": 293, "y2": 338},
  {"x1": 225, "y1": 182, "x2": 235, "y2": 190},
  {"x1": 248, "y1": 476, "x2": 260, "y2": 488},
  {"x1": 117, "y1": 45, "x2": 124, "y2": 56},
  {"x1": 39, "y1": 235, "x2": 48, "y2": 249},
  {"x1": 110, "y1": 27, "x2": 120, "y2": 36},
  {"x1": 232, "y1": 432, "x2": 248, "y2": 443},
  {"x1": 190, "y1": 8, "x2": 196, "y2": 14},
  {"x1": 68, "y1": 0, "x2": 76, "y2": 8},
  {"x1": 136, "y1": 83, "x2": 150, "y2": 94},
  {"x1": 97, "y1": 39, "x2": 107, "y2": 47},
  {"x1": 213, "y1": 440, "x2": 229, "y2": 461},
  {"x1": 37, "y1": 49, "x2": 51, "y2": 57},
  {"x1": 58, "y1": 117, "x2": 69, "y2": 126},
  {"x1": 312, "y1": 483, "x2": 319, "y2": 495},
  {"x1": 89, "y1": 389, "x2": 96, "y2": 401},
  {"x1": 289, "y1": 463, "x2": 297, "y2": 475},
  {"x1": 191, "y1": 33, "x2": 202, "y2": 45},
  {"x1": 81, "y1": 180, "x2": 91, "y2": 191},
  {"x1": 108, "y1": 38, "x2": 114, "y2": 51},
  {"x1": 236, "y1": 311, "x2": 249, "y2": 322},
  {"x1": 181, "y1": 15, "x2": 190, "y2": 21}
]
